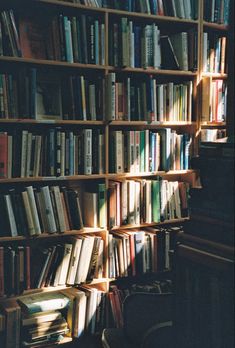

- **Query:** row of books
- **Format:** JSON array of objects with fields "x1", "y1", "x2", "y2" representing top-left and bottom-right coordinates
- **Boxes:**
[
  {"x1": 72, "y1": 0, "x2": 198, "y2": 20},
  {"x1": 106, "y1": 73, "x2": 194, "y2": 121},
  {"x1": 0, "y1": 68, "x2": 193, "y2": 123},
  {"x1": 0, "y1": 183, "x2": 106, "y2": 237},
  {"x1": 202, "y1": 33, "x2": 227, "y2": 74},
  {"x1": 106, "y1": 75, "x2": 193, "y2": 122},
  {"x1": 0, "y1": 234, "x2": 104, "y2": 296},
  {"x1": 109, "y1": 129, "x2": 192, "y2": 174},
  {"x1": 200, "y1": 129, "x2": 226, "y2": 142},
  {"x1": 108, "y1": 280, "x2": 173, "y2": 328},
  {"x1": 0, "y1": 70, "x2": 104, "y2": 121},
  {"x1": 0, "y1": 128, "x2": 105, "y2": 178},
  {"x1": 201, "y1": 78, "x2": 227, "y2": 123},
  {"x1": 109, "y1": 227, "x2": 178, "y2": 279},
  {"x1": 109, "y1": 20, "x2": 197, "y2": 70},
  {"x1": 0, "y1": 286, "x2": 107, "y2": 347},
  {"x1": 204, "y1": 0, "x2": 230, "y2": 24},
  {"x1": 108, "y1": 179, "x2": 189, "y2": 228},
  {"x1": 0, "y1": 10, "x2": 105, "y2": 65}
]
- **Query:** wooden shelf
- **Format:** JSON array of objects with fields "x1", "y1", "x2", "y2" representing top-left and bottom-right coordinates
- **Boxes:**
[
  {"x1": 109, "y1": 121, "x2": 196, "y2": 127},
  {"x1": 109, "y1": 66, "x2": 197, "y2": 76},
  {"x1": 0, "y1": 56, "x2": 106, "y2": 70},
  {"x1": 0, "y1": 170, "x2": 197, "y2": 184},
  {"x1": 0, "y1": 228, "x2": 106, "y2": 242},
  {"x1": 110, "y1": 217, "x2": 189, "y2": 231},
  {"x1": 203, "y1": 21, "x2": 229, "y2": 31},
  {"x1": 201, "y1": 72, "x2": 227, "y2": 79},
  {"x1": 0, "y1": 118, "x2": 105, "y2": 125},
  {"x1": 36, "y1": 0, "x2": 198, "y2": 25},
  {"x1": 201, "y1": 122, "x2": 226, "y2": 128}
]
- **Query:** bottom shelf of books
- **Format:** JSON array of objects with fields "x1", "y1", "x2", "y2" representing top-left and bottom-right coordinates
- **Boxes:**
[{"x1": 0, "y1": 224, "x2": 182, "y2": 348}]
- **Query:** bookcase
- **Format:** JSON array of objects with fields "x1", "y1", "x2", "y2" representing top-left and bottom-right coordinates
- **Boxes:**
[{"x1": 0, "y1": 0, "x2": 232, "y2": 347}]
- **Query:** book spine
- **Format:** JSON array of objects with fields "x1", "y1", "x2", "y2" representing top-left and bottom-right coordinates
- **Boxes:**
[
  {"x1": 40, "y1": 186, "x2": 57, "y2": 233},
  {"x1": 83, "y1": 129, "x2": 92, "y2": 174}
]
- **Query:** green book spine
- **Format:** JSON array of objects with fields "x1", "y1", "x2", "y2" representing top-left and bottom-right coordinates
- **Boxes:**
[
  {"x1": 140, "y1": 130, "x2": 145, "y2": 173},
  {"x1": 152, "y1": 179, "x2": 160, "y2": 222}
]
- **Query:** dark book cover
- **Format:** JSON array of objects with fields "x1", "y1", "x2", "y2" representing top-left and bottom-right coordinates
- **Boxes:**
[
  {"x1": 160, "y1": 35, "x2": 180, "y2": 70},
  {"x1": 66, "y1": 189, "x2": 83, "y2": 230}
]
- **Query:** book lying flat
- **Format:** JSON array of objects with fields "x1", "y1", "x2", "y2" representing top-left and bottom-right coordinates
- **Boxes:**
[
  {"x1": 22, "y1": 310, "x2": 62, "y2": 327},
  {"x1": 18, "y1": 292, "x2": 70, "y2": 314}
]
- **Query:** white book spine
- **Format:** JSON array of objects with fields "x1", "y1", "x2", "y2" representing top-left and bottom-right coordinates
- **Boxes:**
[
  {"x1": 58, "y1": 243, "x2": 73, "y2": 285},
  {"x1": 114, "y1": 131, "x2": 124, "y2": 173},
  {"x1": 26, "y1": 186, "x2": 41, "y2": 235},
  {"x1": 67, "y1": 238, "x2": 82, "y2": 285},
  {"x1": 84, "y1": 129, "x2": 92, "y2": 175},
  {"x1": 21, "y1": 130, "x2": 28, "y2": 178},
  {"x1": 26, "y1": 132, "x2": 32, "y2": 177},
  {"x1": 40, "y1": 186, "x2": 57, "y2": 233},
  {"x1": 4, "y1": 195, "x2": 18, "y2": 237},
  {"x1": 51, "y1": 186, "x2": 66, "y2": 232},
  {"x1": 22, "y1": 191, "x2": 36, "y2": 236}
]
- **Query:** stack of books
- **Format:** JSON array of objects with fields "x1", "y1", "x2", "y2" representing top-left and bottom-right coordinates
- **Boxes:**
[{"x1": 18, "y1": 292, "x2": 70, "y2": 347}]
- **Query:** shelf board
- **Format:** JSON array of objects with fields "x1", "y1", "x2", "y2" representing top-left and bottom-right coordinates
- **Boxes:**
[
  {"x1": 0, "y1": 56, "x2": 106, "y2": 70},
  {"x1": 0, "y1": 170, "x2": 196, "y2": 183},
  {"x1": 0, "y1": 175, "x2": 106, "y2": 183},
  {"x1": 203, "y1": 21, "x2": 229, "y2": 31},
  {"x1": 36, "y1": 0, "x2": 198, "y2": 25},
  {"x1": 110, "y1": 217, "x2": 189, "y2": 231},
  {"x1": 109, "y1": 66, "x2": 197, "y2": 76},
  {"x1": 107, "y1": 170, "x2": 196, "y2": 179},
  {"x1": 0, "y1": 228, "x2": 106, "y2": 242},
  {"x1": 201, "y1": 122, "x2": 226, "y2": 128},
  {"x1": 0, "y1": 118, "x2": 105, "y2": 125},
  {"x1": 109, "y1": 121, "x2": 196, "y2": 127},
  {"x1": 202, "y1": 72, "x2": 227, "y2": 79}
]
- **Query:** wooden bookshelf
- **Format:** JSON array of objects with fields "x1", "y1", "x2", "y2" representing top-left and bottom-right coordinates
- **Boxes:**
[{"x1": 0, "y1": 0, "x2": 233, "y2": 347}]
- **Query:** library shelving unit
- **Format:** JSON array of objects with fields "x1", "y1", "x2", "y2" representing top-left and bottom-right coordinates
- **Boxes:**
[{"x1": 0, "y1": 0, "x2": 232, "y2": 347}]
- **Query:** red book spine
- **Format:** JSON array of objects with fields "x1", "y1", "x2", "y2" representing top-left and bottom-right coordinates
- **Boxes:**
[{"x1": 0, "y1": 132, "x2": 8, "y2": 178}]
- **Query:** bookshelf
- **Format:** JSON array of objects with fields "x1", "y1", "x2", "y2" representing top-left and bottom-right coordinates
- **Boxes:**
[{"x1": 0, "y1": 0, "x2": 232, "y2": 347}]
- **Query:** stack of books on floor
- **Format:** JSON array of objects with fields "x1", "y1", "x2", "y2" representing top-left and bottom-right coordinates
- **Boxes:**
[
  {"x1": 18, "y1": 292, "x2": 71, "y2": 347},
  {"x1": 186, "y1": 138, "x2": 234, "y2": 244}
]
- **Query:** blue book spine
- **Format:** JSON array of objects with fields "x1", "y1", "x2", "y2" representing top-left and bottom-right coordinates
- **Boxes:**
[
  {"x1": 223, "y1": 0, "x2": 230, "y2": 25},
  {"x1": 180, "y1": 135, "x2": 184, "y2": 170},
  {"x1": 215, "y1": 36, "x2": 221, "y2": 73},
  {"x1": 149, "y1": 0, "x2": 157, "y2": 14},
  {"x1": 63, "y1": 16, "x2": 74, "y2": 63},
  {"x1": 183, "y1": 134, "x2": 191, "y2": 170}
]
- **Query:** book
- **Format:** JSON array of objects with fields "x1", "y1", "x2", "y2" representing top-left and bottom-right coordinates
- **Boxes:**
[
  {"x1": 160, "y1": 36, "x2": 180, "y2": 70},
  {"x1": 36, "y1": 72, "x2": 62, "y2": 120},
  {"x1": 18, "y1": 14, "x2": 47, "y2": 59},
  {"x1": 0, "y1": 299, "x2": 21, "y2": 348},
  {"x1": 17, "y1": 292, "x2": 70, "y2": 315},
  {"x1": 83, "y1": 191, "x2": 98, "y2": 227}
]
